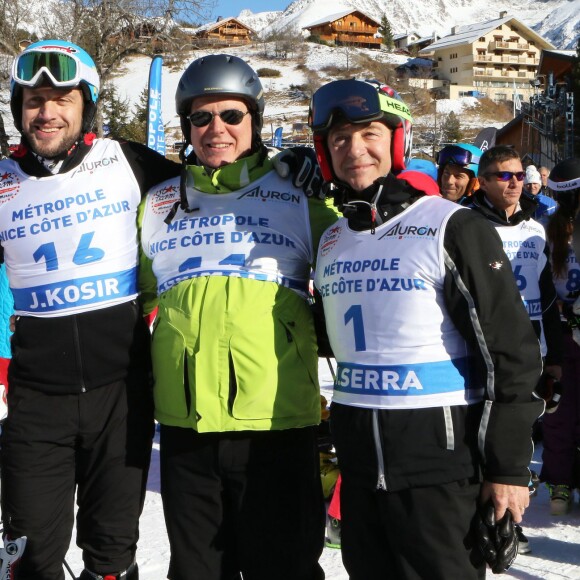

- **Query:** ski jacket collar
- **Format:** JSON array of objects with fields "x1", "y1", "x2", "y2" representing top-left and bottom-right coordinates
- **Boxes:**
[
  {"x1": 10, "y1": 133, "x2": 96, "y2": 177},
  {"x1": 186, "y1": 147, "x2": 272, "y2": 194},
  {"x1": 470, "y1": 189, "x2": 538, "y2": 226},
  {"x1": 337, "y1": 172, "x2": 424, "y2": 232}
]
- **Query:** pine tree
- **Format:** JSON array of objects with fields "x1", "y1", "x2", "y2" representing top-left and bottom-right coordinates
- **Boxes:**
[
  {"x1": 379, "y1": 15, "x2": 394, "y2": 52},
  {"x1": 441, "y1": 111, "x2": 463, "y2": 144},
  {"x1": 101, "y1": 86, "x2": 132, "y2": 140}
]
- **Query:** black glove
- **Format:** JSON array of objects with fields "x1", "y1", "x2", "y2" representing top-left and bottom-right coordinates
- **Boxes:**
[
  {"x1": 272, "y1": 146, "x2": 324, "y2": 199},
  {"x1": 476, "y1": 500, "x2": 518, "y2": 574},
  {"x1": 535, "y1": 372, "x2": 562, "y2": 414}
]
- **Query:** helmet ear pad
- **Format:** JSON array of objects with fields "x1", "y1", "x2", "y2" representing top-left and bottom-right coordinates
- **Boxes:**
[
  {"x1": 390, "y1": 123, "x2": 406, "y2": 172},
  {"x1": 314, "y1": 134, "x2": 333, "y2": 183}
]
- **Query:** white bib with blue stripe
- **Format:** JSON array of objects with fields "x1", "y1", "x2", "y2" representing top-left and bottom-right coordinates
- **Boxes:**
[
  {"x1": 315, "y1": 196, "x2": 484, "y2": 410},
  {"x1": 141, "y1": 172, "x2": 313, "y2": 297},
  {"x1": 493, "y1": 219, "x2": 546, "y2": 321},
  {"x1": 0, "y1": 140, "x2": 141, "y2": 317}
]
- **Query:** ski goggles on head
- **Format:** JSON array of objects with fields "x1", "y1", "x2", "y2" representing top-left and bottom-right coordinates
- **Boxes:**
[
  {"x1": 12, "y1": 49, "x2": 99, "y2": 90},
  {"x1": 309, "y1": 79, "x2": 412, "y2": 132},
  {"x1": 437, "y1": 145, "x2": 480, "y2": 168}
]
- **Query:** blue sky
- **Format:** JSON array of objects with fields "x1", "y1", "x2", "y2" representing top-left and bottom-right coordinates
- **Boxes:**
[{"x1": 211, "y1": 1, "x2": 290, "y2": 19}]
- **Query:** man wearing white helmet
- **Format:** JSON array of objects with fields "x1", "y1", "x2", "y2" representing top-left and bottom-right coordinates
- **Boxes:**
[
  {"x1": 309, "y1": 79, "x2": 543, "y2": 579},
  {"x1": 0, "y1": 40, "x2": 181, "y2": 580}
]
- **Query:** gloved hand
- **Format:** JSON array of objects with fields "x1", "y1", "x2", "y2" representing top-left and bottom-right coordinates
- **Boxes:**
[
  {"x1": 271, "y1": 146, "x2": 324, "y2": 199},
  {"x1": 535, "y1": 372, "x2": 563, "y2": 414},
  {"x1": 476, "y1": 500, "x2": 518, "y2": 574}
]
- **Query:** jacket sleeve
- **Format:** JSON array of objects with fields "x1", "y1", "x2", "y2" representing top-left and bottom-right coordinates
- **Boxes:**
[
  {"x1": 307, "y1": 196, "x2": 341, "y2": 265},
  {"x1": 121, "y1": 141, "x2": 181, "y2": 195},
  {"x1": 443, "y1": 208, "x2": 543, "y2": 486},
  {"x1": 137, "y1": 195, "x2": 159, "y2": 316}
]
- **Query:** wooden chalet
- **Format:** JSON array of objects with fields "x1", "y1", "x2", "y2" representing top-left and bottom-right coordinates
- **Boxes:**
[
  {"x1": 302, "y1": 9, "x2": 382, "y2": 49},
  {"x1": 192, "y1": 17, "x2": 255, "y2": 48}
]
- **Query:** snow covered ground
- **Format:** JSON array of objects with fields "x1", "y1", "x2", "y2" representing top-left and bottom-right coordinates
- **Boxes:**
[{"x1": 56, "y1": 358, "x2": 580, "y2": 580}]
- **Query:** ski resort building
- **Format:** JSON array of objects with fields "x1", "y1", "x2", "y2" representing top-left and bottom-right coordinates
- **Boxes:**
[
  {"x1": 191, "y1": 17, "x2": 256, "y2": 48},
  {"x1": 419, "y1": 11, "x2": 554, "y2": 102}
]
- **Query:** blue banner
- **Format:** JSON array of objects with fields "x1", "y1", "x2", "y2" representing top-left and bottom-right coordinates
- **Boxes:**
[
  {"x1": 273, "y1": 127, "x2": 283, "y2": 148},
  {"x1": 147, "y1": 55, "x2": 165, "y2": 155}
]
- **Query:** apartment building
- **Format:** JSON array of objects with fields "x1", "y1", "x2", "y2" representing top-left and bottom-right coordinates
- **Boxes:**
[{"x1": 419, "y1": 11, "x2": 554, "y2": 101}]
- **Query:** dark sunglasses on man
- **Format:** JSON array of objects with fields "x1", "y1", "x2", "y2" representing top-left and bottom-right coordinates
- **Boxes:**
[
  {"x1": 188, "y1": 109, "x2": 249, "y2": 128},
  {"x1": 483, "y1": 171, "x2": 526, "y2": 182}
]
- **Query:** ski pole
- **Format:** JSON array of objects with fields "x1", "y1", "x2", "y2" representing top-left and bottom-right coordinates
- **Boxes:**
[{"x1": 63, "y1": 558, "x2": 76, "y2": 580}]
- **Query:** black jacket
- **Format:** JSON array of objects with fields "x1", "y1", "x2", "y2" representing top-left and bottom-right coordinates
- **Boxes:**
[
  {"x1": 328, "y1": 175, "x2": 543, "y2": 492},
  {"x1": 5, "y1": 138, "x2": 180, "y2": 393}
]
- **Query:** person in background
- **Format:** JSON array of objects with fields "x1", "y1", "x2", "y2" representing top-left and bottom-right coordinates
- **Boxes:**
[
  {"x1": 471, "y1": 146, "x2": 563, "y2": 552},
  {"x1": 309, "y1": 78, "x2": 542, "y2": 579},
  {"x1": 541, "y1": 157, "x2": 580, "y2": 515},
  {"x1": 437, "y1": 143, "x2": 483, "y2": 204},
  {"x1": 0, "y1": 40, "x2": 180, "y2": 580},
  {"x1": 524, "y1": 164, "x2": 558, "y2": 227},
  {"x1": 139, "y1": 54, "x2": 338, "y2": 580},
  {"x1": 539, "y1": 166, "x2": 553, "y2": 197}
]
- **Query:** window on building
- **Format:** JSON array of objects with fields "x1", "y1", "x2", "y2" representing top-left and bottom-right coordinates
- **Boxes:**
[{"x1": 496, "y1": 93, "x2": 507, "y2": 100}]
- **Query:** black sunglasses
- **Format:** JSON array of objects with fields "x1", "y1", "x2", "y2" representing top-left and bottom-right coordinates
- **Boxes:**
[
  {"x1": 483, "y1": 171, "x2": 526, "y2": 182},
  {"x1": 188, "y1": 109, "x2": 249, "y2": 128}
]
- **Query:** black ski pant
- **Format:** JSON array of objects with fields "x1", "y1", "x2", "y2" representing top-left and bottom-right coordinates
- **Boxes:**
[
  {"x1": 1, "y1": 378, "x2": 154, "y2": 580},
  {"x1": 160, "y1": 425, "x2": 326, "y2": 580},
  {"x1": 339, "y1": 475, "x2": 486, "y2": 580}
]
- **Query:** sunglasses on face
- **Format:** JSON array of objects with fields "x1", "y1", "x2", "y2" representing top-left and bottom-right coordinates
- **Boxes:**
[
  {"x1": 188, "y1": 109, "x2": 249, "y2": 128},
  {"x1": 483, "y1": 171, "x2": 526, "y2": 182}
]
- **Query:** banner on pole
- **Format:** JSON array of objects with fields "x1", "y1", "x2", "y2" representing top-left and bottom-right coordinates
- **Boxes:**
[{"x1": 147, "y1": 55, "x2": 165, "y2": 155}]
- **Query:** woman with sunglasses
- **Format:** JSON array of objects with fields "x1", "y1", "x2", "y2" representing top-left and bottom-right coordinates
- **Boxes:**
[
  {"x1": 309, "y1": 79, "x2": 542, "y2": 579},
  {"x1": 138, "y1": 54, "x2": 338, "y2": 580}
]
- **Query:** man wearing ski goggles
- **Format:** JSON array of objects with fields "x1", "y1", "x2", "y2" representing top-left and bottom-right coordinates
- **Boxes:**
[
  {"x1": 436, "y1": 144, "x2": 482, "y2": 204},
  {"x1": 2, "y1": 39, "x2": 181, "y2": 580}
]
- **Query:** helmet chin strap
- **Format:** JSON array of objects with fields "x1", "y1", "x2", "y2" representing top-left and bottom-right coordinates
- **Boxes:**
[{"x1": 340, "y1": 177, "x2": 412, "y2": 234}]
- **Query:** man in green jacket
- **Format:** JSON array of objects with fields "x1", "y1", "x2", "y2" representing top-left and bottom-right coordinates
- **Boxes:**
[{"x1": 139, "y1": 54, "x2": 338, "y2": 580}]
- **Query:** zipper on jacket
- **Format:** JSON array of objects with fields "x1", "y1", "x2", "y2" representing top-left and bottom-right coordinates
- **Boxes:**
[
  {"x1": 372, "y1": 409, "x2": 387, "y2": 491},
  {"x1": 72, "y1": 316, "x2": 87, "y2": 393}
]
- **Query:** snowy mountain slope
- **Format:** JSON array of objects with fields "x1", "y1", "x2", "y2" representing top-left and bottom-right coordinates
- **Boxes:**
[{"x1": 237, "y1": 0, "x2": 579, "y2": 49}]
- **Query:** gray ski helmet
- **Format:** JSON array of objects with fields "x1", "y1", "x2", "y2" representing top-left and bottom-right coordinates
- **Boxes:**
[{"x1": 175, "y1": 54, "x2": 265, "y2": 145}]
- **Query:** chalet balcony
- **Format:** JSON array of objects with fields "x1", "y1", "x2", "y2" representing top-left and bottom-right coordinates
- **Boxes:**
[
  {"x1": 333, "y1": 24, "x2": 376, "y2": 32},
  {"x1": 335, "y1": 34, "x2": 382, "y2": 46},
  {"x1": 193, "y1": 37, "x2": 253, "y2": 47},
  {"x1": 488, "y1": 40, "x2": 530, "y2": 52}
]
